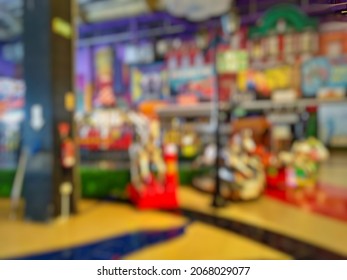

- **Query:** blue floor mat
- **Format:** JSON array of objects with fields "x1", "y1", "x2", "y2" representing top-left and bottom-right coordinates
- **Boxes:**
[{"x1": 17, "y1": 225, "x2": 188, "y2": 260}]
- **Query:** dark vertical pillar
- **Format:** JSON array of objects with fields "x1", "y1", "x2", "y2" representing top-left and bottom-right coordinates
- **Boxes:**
[{"x1": 23, "y1": 0, "x2": 79, "y2": 222}]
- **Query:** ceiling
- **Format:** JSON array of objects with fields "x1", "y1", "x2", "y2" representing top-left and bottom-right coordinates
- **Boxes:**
[
  {"x1": 0, "y1": 0, "x2": 163, "y2": 41},
  {"x1": 0, "y1": 0, "x2": 345, "y2": 42}
]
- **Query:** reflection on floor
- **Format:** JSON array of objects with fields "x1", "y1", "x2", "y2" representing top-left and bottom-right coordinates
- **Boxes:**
[
  {"x1": 19, "y1": 226, "x2": 187, "y2": 260},
  {"x1": 266, "y1": 185, "x2": 347, "y2": 222},
  {"x1": 179, "y1": 187, "x2": 347, "y2": 257},
  {"x1": 0, "y1": 199, "x2": 289, "y2": 260}
]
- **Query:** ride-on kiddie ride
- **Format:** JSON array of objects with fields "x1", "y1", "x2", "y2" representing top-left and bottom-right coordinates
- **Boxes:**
[
  {"x1": 193, "y1": 129, "x2": 266, "y2": 201},
  {"x1": 126, "y1": 112, "x2": 179, "y2": 209}
]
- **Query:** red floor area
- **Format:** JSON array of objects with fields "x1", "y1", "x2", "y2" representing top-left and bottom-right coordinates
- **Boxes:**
[{"x1": 265, "y1": 183, "x2": 347, "y2": 222}]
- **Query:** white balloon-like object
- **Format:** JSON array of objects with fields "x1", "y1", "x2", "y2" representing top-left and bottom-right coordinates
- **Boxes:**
[{"x1": 163, "y1": 0, "x2": 232, "y2": 22}]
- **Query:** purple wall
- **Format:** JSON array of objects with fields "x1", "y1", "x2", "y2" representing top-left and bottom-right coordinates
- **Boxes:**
[
  {"x1": 0, "y1": 57, "x2": 17, "y2": 78},
  {"x1": 76, "y1": 46, "x2": 92, "y2": 87},
  {"x1": 0, "y1": 43, "x2": 20, "y2": 78}
]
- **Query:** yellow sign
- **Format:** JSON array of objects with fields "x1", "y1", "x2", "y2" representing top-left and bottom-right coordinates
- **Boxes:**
[
  {"x1": 237, "y1": 65, "x2": 293, "y2": 94},
  {"x1": 65, "y1": 92, "x2": 75, "y2": 112},
  {"x1": 52, "y1": 17, "x2": 72, "y2": 39}
]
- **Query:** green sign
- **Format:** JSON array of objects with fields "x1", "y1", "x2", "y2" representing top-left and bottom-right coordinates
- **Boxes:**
[{"x1": 217, "y1": 50, "x2": 248, "y2": 74}]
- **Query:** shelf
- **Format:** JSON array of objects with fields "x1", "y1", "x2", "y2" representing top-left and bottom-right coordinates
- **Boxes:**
[
  {"x1": 237, "y1": 98, "x2": 347, "y2": 111},
  {"x1": 156, "y1": 99, "x2": 347, "y2": 119},
  {"x1": 267, "y1": 113, "x2": 299, "y2": 124},
  {"x1": 195, "y1": 123, "x2": 232, "y2": 134},
  {"x1": 157, "y1": 102, "x2": 228, "y2": 118}
]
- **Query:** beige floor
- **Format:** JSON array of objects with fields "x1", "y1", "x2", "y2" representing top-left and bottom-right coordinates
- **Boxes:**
[
  {"x1": 179, "y1": 187, "x2": 347, "y2": 256},
  {"x1": 0, "y1": 198, "x2": 289, "y2": 260},
  {"x1": 126, "y1": 222, "x2": 290, "y2": 260}
]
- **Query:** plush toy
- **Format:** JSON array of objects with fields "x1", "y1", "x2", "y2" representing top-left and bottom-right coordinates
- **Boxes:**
[
  {"x1": 224, "y1": 133, "x2": 265, "y2": 200},
  {"x1": 275, "y1": 137, "x2": 329, "y2": 189},
  {"x1": 163, "y1": 118, "x2": 181, "y2": 146},
  {"x1": 127, "y1": 113, "x2": 165, "y2": 188},
  {"x1": 180, "y1": 126, "x2": 201, "y2": 159}
]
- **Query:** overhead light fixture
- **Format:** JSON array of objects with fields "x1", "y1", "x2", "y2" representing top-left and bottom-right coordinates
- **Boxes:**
[
  {"x1": 84, "y1": 0, "x2": 150, "y2": 22},
  {"x1": 163, "y1": 0, "x2": 232, "y2": 22}
]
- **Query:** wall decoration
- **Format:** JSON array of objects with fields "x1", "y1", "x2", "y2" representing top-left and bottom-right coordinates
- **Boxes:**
[
  {"x1": 301, "y1": 57, "x2": 330, "y2": 97},
  {"x1": 302, "y1": 56, "x2": 347, "y2": 97},
  {"x1": 94, "y1": 46, "x2": 116, "y2": 108},
  {"x1": 237, "y1": 65, "x2": 294, "y2": 98},
  {"x1": 248, "y1": 4, "x2": 318, "y2": 63},
  {"x1": 169, "y1": 66, "x2": 215, "y2": 103},
  {"x1": 131, "y1": 63, "x2": 169, "y2": 105},
  {"x1": 319, "y1": 22, "x2": 347, "y2": 57}
]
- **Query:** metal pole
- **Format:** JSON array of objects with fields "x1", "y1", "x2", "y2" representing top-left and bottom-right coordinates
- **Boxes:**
[
  {"x1": 211, "y1": 9, "x2": 239, "y2": 207},
  {"x1": 9, "y1": 148, "x2": 29, "y2": 220},
  {"x1": 211, "y1": 34, "x2": 226, "y2": 208}
]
